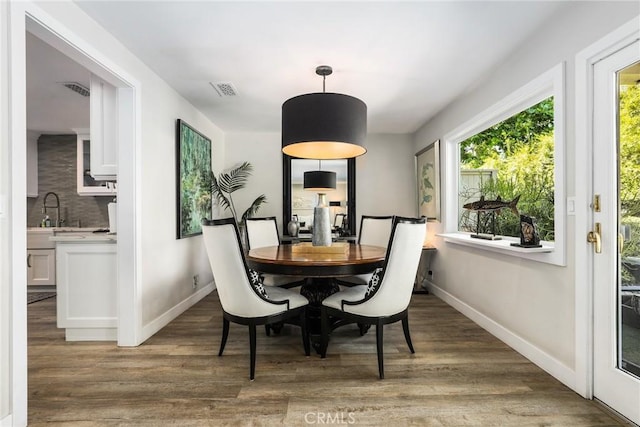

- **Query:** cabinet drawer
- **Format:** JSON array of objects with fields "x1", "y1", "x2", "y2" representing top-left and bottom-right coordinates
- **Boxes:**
[{"x1": 27, "y1": 230, "x2": 55, "y2": 249}]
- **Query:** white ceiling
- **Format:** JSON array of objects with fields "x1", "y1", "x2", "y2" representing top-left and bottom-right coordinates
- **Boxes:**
[
  {"x1": 28, "y1": 1, "x2": 574, "y2": 135},
  {"x1": 26, "y1": 32, "x2": 90, "y2": 133}
]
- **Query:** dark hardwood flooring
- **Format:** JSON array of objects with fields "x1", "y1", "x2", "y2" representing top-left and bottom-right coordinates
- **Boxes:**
[{"x1": 27, "y1": 291, "x2": 630, "y2": 426}]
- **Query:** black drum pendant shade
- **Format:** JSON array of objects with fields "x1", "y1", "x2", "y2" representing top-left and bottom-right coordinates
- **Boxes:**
[
  {"x1": 303, "y1": 170, "x2": 337, "y2": 192},
  {"x1": 282, "y1": 65, "x2": 367, "y2": 159}
]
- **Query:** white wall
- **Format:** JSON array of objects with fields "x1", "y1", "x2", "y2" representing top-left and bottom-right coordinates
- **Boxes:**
[
  {"x1": 413, "y1": 1, "x2": 639, "y2": 392},
  {"x1": 224, "y1": 132, "x2": 416, "y2": 235},
  {"x1": 357, "y1": 133, "x2": 416, "y2": 223},
  {"x1": 223, "y1": 132, "x2": 282, "y2": 225}
]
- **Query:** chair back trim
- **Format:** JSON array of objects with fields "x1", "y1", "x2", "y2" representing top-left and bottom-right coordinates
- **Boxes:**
[
  {"x1": 245, "y1": 216, "x2": 281, "y2": 250},
  {"x1": 357, "y1": 215, "x2": 394, "y2": 246}
]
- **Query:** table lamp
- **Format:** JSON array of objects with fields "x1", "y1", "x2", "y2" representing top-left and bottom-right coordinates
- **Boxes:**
[{"x1": 304, "y1": 168, "x2": 336, "y2": 246}]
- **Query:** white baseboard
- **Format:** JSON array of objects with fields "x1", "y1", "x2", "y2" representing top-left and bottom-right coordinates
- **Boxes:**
[
  {"x1": 65, "y1": 328, "x2": 117, "y2": 341},
  {"x1": 427, "y1": 283, "x2": 578, "y2": 393},
  {"x1": 1, "y1": 414, "x2": 13, "y2": 427},
  {"x1": 141, "y1": 281, "x2": 215, "y2": 342}
]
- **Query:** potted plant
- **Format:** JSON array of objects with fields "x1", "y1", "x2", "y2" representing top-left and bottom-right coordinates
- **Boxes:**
[{"x1": 211, "y1": 162, "x2": 267, "y2": 244}]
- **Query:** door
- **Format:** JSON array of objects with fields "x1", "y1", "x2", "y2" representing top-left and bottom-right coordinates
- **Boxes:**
[{"x1": 592, "y1": 39, "x2": 640, "y2": 424}]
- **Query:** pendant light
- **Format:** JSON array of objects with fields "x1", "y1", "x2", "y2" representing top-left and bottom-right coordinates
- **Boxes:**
[
  {"x1": 303, "y1": 167, "x2": 337, "y2": 192},
  {"x1": 282, "y1": 65, "x2": 367, "y2": 159}
]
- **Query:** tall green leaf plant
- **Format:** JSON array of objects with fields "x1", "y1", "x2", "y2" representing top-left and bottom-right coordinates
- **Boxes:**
[{"x1": 211, "y1": 162, "x2": 267, "y2": 225}]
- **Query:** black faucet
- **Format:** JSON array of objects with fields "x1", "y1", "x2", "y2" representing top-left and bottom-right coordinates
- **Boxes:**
[{"x1": 42, "y1": 192, "x2": 61, "y2": 227}]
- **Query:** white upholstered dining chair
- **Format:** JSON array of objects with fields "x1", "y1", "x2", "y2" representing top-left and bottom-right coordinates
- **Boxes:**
[
  {"x1": 202, "y1": 218, "x2": 310, "y2": 380},
  {"x1": 337, "y1": 215, "x2": 393, "y2": 287},
  {"x1": 320, "y1": 216, "x2": 426, "y2": 379},
  {"x1": 245, "y1": 217, "x2": 304, "y2": 289}
]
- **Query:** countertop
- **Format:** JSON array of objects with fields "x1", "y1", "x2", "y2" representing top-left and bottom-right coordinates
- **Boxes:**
[
  {"x1": 50, "y1": 233, "x2": 116, "y2": 243},
  {"x1": 27, "y1": 227, "x2": 103, "y2": 233},
  {"x1": 37, "y1": 228, "x2": 118, "y2": 243}
]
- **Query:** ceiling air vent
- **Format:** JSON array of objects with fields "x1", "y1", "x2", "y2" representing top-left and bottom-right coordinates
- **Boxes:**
[
  {"x1": 62, "y1": 82, "x2": 90, "y2": 97},
  {"x1": 209, "y1": 82, "x2": 238, "y2": 97}
]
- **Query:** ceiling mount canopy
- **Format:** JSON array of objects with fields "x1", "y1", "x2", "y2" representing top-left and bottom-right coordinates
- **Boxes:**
[{"x1": 282, "y1": 65, "x2": 367, "y2": 160}]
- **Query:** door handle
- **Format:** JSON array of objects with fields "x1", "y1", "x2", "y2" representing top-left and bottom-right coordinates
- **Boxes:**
[
  {"x1": 587, "y1": 223, "x2": 602, "y2": 254},
  {"x1": 618, "y1": 232, "x2": 624, "y2": 254},
  {"x1": 27, "y1": 253, "x2": 32, "y2": 268}
]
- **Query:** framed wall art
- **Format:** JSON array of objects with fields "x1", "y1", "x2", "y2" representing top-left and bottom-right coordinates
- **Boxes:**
[
  {"x1": 176, "y1": 119, "x2": 212, "y2": 239},
  {"x1": 415, "y1": 139, "x2": 441, "y2": 221}
]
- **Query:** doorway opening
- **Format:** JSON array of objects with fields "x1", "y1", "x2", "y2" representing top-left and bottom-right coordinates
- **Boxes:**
[{"x1": 22, "y1": 10, "x2": 140, "y2": 345}]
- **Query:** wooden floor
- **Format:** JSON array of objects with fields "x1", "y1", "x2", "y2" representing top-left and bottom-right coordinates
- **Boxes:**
[{"x1": 28, "y1": 291, "x2": 629, "y2": 426}]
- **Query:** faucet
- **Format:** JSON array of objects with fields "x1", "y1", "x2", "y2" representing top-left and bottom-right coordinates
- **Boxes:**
[{"x1": 42, "y1": 192, "x2": 61, "y2": 227}]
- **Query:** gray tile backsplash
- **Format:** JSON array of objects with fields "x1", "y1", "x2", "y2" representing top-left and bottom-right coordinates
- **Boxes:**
[{"x1": 26, "y1": 134, "x2": 112, "y2": 228}]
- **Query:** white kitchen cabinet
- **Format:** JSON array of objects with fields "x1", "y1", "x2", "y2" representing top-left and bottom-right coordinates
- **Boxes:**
[
  {"x1": 55, "y1": 238, "x2": 117, "y2": 341},
  {"x1": 27, "y1": 249, "x2": 55, "y2": 286},
  {"x1": 26, "y1": 130, "x2": 39, "y2": 198},
  {"x1": 75, "y1": 131, "x2": 117, "y2": 196},
  {"x1": 27, "y1": 229, "x2": 55, "y2": 287},
  {"x1": 89, "y1": 75, "x2": 117, "y2": 180}
]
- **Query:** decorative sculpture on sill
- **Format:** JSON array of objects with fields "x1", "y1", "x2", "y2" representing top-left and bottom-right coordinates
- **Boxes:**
[
  {"x1": 463, "y1": 195, "x2": 520, "y2": 240},
  {"x1": 511, "y1": 214, "x2": 542, "y2": 248}
]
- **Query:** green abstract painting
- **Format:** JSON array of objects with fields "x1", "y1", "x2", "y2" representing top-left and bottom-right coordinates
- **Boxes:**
[{"x1": 176, "y1": 119, "x2": 212, "y2": 238}]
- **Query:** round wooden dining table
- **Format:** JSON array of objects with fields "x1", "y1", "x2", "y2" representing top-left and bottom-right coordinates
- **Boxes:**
[
  {"x1": 246, "y1": 244, "x2": 386, "y2": 344},
  {"x1": 246, "y1": 244, "x2": 386, "y2": 280}
]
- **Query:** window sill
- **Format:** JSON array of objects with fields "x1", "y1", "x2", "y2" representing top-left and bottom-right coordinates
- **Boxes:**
[{"x1": 439, "y1": 232, "x2": 564, "y2": 266}]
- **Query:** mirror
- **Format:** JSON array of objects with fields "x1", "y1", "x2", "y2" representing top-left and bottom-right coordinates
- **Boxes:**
[{"x1": 283, "y1": 155, "x2": 356, "y2": 236}]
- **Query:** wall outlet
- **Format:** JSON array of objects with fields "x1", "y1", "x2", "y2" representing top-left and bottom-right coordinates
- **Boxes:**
[{"x1": 192, "y1": 274, "x2": 199, "y2": 289}]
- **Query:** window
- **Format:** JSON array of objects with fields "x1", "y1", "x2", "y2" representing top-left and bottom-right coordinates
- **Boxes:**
[
  {"x1": 443, "y1": 63, "x2": 565, "y2": 266},
  {"x1": 459, "y1": 97, "x2": 555, "y2": 240}
]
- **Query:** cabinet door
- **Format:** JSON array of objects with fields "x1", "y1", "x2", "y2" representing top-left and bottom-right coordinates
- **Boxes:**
[
  {"x1": 90, "y1": 75, "x2": 117, "y2": 180},
  {"x1": 76, "y1": 133, "x2": 117, "y2": 196},
  {"x1": 27, "y1": 249, "x2": 56, "y2": 286}
]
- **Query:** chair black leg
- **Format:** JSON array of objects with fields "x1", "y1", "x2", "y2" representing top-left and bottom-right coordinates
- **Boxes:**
[
  {"x1": 249, "y1": 323, "x2": 257, "y2": 381},
  {"x1": 300, "y1": 309, "x2": 310, "y2": 356},
  {"x1": 358, "y1": 323, "x2": 371, "y2": 336},
  {"x1": 376, "y1": 321, "x2": 384, "y2": 379},
  {"x1": 320, "y1": 307, "x2": 330, "y2": 358},
  {"x1": 218, "y1": 317, "x2": 230, "y2": 356},
  {"x1": 402, "y1": 315, "x2": 415, "y2": 354},
  {"x1": 265, "y1": 324, "x2": 271, "y2": 336}
]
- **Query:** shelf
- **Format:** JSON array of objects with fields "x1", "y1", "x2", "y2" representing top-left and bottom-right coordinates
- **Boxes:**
[{"x1": 440, "y1": 232, "x2": 554, "y2": 256}]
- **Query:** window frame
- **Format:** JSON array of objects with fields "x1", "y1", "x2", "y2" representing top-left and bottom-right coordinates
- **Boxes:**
[{"x1": 442, "y1": 62, "x2": 566, "y2": 266}]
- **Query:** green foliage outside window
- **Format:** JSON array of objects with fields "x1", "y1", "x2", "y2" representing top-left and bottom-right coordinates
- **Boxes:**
[
  {"x1": 459, "y1": 97, "x2": 555, "y2": 240},
  {"x1": 620, "y1": 84, "x2": 640, "y2": 218},
  {"x1": 620, "y1": 83, "x2": 640, "y2": 285}
]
